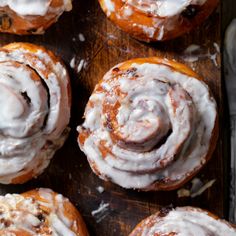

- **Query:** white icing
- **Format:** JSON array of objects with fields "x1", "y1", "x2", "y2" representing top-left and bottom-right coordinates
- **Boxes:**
[
  {"x1": 0, "y1": 189, "x2": 77, "y2": 235},
  {"x1": 190, "y1": 179, "x2": 215, "y2": 197},
  {"x1": 78, "y1": 33, "x2": 86, "y2": 42},
  {"x1": 96, "y1": 186, "x2": 105, "y2": 193},
  {"x1": 177, "y1": 178, "x2": 216, "y2": 198},
  {"x1": 91, "y1": 201, "x2": 110, "y2": 223},
  {"x1": 77, "y1": 59, "x2": 85, "y2": 73},
  {"x1": 0, "y1": 45, "x2": 70, "y2": 184},
  {"x1": 0, "y1": 0, "x2": 51, "y2": 16},
  {"x1": 128, "y1": 0, "x2": 207, "y2": 17},
  {"x1": 103, "y1": 0, "x2": 115, "y2": 16},
  {"x1": 101, "y1": 0, "x2": 207, "y2": 41},
  {"x1": 157, "y1": 25, "x2": 164, "y2": 40},
  {"x1": 0, "y1": 63, "x2": 48, "y2": 138},
  {"x1": 136, "y1": 207, "x2": 236, "y2": 236},
  {"x1": 0, "y1": 0, "x2": 72, "y2": 16},
  {"x1": 184, "y1": 44, "x2": 201, "y2": 54},
  {"x1": 50, "y1": 214, "x2": 76, "y2": 236},
  {"x1": 78, "y1": 61, "x2": 217, "y2": 190},
  {"x1": 182, "y1": 44, "x2": 220, "y2": 66},
  {"x1": 70, "y1": 57, "x2": 76, "y2": 69},
  {"x1": 91, "y1": 202, "x2": 110, "y2": 216},
  {"x1": 123, "y1": 5, "x2": 133, "y2": 17},
  {"x1": 214, "y1": 42, "x2": 220, "y2": 53}
]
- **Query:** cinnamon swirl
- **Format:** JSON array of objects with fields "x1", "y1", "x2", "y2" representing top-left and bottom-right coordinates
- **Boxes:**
[
  {"x1": 0, "y1": 42, "x2": 71, "y2": 184},
  {"x1": 78, "y1": 57, "x2": 218, "y2": 191}
]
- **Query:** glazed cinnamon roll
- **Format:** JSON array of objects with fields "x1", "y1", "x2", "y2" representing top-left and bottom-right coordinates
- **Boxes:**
[
  {"x1": 0, "y1": 42, "x2": 71, "y2": 184},
  {"x1": 98, "y1": 0, "x2": 218, "y2": 42},
  {"x1": 0, "y1": 0, "x2": 72, "y2": 34},
  {"x1": 78, "y1": 58, "x2": 218, "y2": 191},
  {"x1": 129, "y1": 207, "x2": 236, "y2": 236},
  {"x1": 0, "y1": 188, "x2": 88, "y2": 236}
]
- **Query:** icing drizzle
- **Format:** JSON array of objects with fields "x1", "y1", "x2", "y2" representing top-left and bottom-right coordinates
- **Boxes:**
[
  {"x1": 0, "y1": 188, "x2": 77, "y2": 235},
  {"x1": 0, "y1": 0, "x2": 72, "y2": 16},
  {"x1": 104, "y1": 0, "x2": 207, "y2": 17},
  {"x1": 78, "y1": 60, "x2": 217, "y2": 190},
  {"x1": 0, "y1": 44, "x2": 70, "y2": 184},
  {"x1": 130, "y1": 207, "x2": 236, "y2": 236}
]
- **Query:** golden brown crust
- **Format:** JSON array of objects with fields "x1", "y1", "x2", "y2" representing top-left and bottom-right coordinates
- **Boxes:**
[
  {"x1": 0, "y1": 229, "x2": 32, "y2": 236},
  {"x1": 129, "y1": 207, "x2": 236, "y2": 236},
  {"x1": 98, "y1": 0, "x2": 219, "y2": 42},
  {"x1": 0, "y1": 0, "x2": 72, "y2": 35},
  {"x1": 78, "y1": 57, "x2": 218, "y2": 191},
  {"x1": 114, "y1": 57, "x2": 202, "y2": 78}
]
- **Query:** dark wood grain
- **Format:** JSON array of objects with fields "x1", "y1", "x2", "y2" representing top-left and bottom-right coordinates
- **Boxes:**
[{"x1": 0, "y1": 1, "x2": 226, "y2": 236}]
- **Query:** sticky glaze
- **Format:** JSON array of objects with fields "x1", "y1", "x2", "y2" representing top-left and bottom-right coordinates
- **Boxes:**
[
  {"x1": 103, "y1": 0, "x2": 207, "y2": 17},
  {"x1": 0, "y1": 0, "x2": 72, "y2": 16},
  {"x1": 0, "y1": 43, "x2": 70, "y2": 184},
  {"x1": 99, "y1": 0, "x2": 218, "y2": 42},
  {"x1": 78, "y1": 59, "x2": 217, "y2": 190},
  {"x1": 0, "y1": 189, "x2": 78, "y2": 235},
  {"x1": 0, "y1": 0, "x2": 72, "y2": 34},
  {"x1": 126, "y1": 0, "x2": 207, "y2": 17},
  {"x1": 130, "y1": 207, "x2": 236, "y2": 236}
]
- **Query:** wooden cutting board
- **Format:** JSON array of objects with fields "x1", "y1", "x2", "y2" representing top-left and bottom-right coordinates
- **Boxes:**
[{"x1": 0, "y1": 1, "x2": 227, "y2": 235}]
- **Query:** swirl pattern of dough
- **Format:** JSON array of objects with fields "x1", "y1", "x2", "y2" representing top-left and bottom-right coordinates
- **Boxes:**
[
  {"x1": 98, "y1": 0, "x2": 218, "y2": 41},
  {"x1": 0, "y1": 188, "x2": 88, "y2": 236},
  {"x1": 129, "y1": 207, "x2": 236, "y2": 236},
  {"x1": 0, "y1": 0, "x2": 72, "y2": 34},
  {"x1": 0, "y1": 42, "x2": 71, "y2": 184},
  {"x1": 78, "y1": 58, "x2": 218, "y2": 191}
]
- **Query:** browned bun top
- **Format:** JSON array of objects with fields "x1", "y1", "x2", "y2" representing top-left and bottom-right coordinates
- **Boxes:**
[
  {"x1": 0, "y1": 42, "x2": 71, "y2": 184},
  {"x1": 78, "y1": 57, "x2": 218, "y2": 191},
  {"x1": 0, "y1": 0, "x2": 72, "y2": 35},
  {"x1": 98, "y1": 0, "x2": 219, "y2": 41},
  {"x1": 129, "y1": 206, "x2": 236, "y2": 236},
  {"x1": 0, "y1": 188, "x2": 89, "y2": 236}
]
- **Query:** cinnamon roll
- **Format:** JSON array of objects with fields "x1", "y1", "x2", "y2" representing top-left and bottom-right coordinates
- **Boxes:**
[
  {"x1": 0, "y1": 188, "x2": 88, "y2": 236},
  {"x1": 0, "y1": 42, "x2": 71, "y2": 184},
  {"x1": 0, "y1": 0, "x2": 72, "y2": 34},
  {"x1": 78, "y1": 57, "x2": 218, "y2": 191},
  {"x1": 129, "y1": 207, "x2": 236, "y2": 236},
  {"x1": 98, "y1": 0, "x2": 219, "y2": 42}
]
